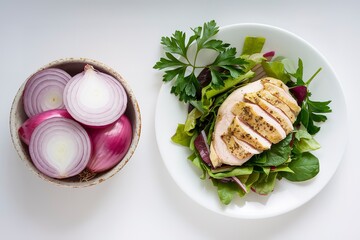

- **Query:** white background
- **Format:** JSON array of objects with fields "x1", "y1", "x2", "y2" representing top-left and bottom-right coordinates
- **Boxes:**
[{"x1": 1, "y1": 0, "x2": 358, "y2": 239}]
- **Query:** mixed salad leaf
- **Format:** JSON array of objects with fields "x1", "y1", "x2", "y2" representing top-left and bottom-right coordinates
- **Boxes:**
[{"x1": 154, "y1": 20, "x2": 332, "y2": 205}]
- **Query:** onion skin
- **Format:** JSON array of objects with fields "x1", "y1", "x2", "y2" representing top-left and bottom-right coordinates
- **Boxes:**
[
  {"x1": 18, "y1": 109, "x2": 72, "y2": 145},
  {"x1": 87, "y1": 114, "x2": 132, "y2": 173}
]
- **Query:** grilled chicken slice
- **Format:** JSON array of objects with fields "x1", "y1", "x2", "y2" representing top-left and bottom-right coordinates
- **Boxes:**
[
  {"x1": 256, "y1": 89, "x2": 296, "y2": 123},
  {"x1": 232, "y1": 102, "x2": 286, "y2": 144},
  {"x1": 221, "y1": 134, "x2": 260, "y2": 161},
  {"x1": 261, "y1": 77, "x2": 290, "y2": 92},
  {"x1": 263, "y1": 83, "x2": 301, "y2": 115},
  {"x1": 244, "y1": 92, "x2": 294, "y2": 134},
  {"x1": 228, "y1": 116, "x2": 271, "y2": 151}
]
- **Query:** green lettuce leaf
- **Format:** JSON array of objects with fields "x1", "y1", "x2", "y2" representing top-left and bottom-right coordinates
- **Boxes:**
[
  {"x1": 261, "y1": 61, "x2": 290, "y2": 83},
  {"x1": 212, "y1": 179, "x2": 239, "y2": 205},
  {"x1": 188, "y1": 153, "x2": 207, "y2": 179},
  {"x1": 281, "y1": 152, "x2": 319, "y2": 181},
  {"x1": 248, "y1": 134, "x2": 292, "y2": 167},
  {"x1": 184, "y1": 108, "x2": 202, "y2": 133},
  {"x1": 202, "y1": 70, "x2": 254, "y2": 100},
  {"x1": 293, "y1": 125, "x2": 321, "y2": 153},
  {"x1": 251, "y1": 172, "x2": 278, "y2": 195},
  {"x1": 208, "y1": 166, "x2": 253, "y2": 179},
  {"x1": 171, "y1": 124, "x2": 193, "y2": 147},
  {"x1": 241, "y1": 37, "x2": 266, "y2": 55}
]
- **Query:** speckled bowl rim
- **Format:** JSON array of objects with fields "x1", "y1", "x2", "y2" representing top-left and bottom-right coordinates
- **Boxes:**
[{"x1": 9, "y1": 58, "x2": 141, "y2": 188}]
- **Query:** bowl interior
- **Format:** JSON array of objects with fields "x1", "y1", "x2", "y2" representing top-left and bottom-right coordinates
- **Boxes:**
[{"x1": 10, "y1": 58, "x2": 141, "y2": 187}]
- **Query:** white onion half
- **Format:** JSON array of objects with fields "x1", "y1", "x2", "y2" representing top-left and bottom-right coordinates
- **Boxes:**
[
  {"x1": 29, "y1": 117, "x2": 92, "y2": 179},
  {"x1": 63, "y1": 65, "x2": 127, "y2": 127},
  {"x1": 23, "y1": 68, "x2": 71, "y2": 117}
]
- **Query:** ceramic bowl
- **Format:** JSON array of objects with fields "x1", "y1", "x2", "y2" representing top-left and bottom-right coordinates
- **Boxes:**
[{"x1": 10, "y1": 58, "x2": 141, "y2": 187}]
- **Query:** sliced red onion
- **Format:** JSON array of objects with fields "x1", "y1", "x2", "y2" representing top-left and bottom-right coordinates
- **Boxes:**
[
  {"x1": 194, "y1": 130, "x2": 213, "y2": 167},
  {"x1": 217, "y1": 176, "x2": 248, "y2": 193},
  {"x1": 87, "y1": 114, "x2": 132, "y2": 173},
  {"x1": 63, "y1": 65, "x2": 127, "y2": 127},
  {"x1": 290, "y1": 85, "x2": 308, "y2": 105},
  {"x1": 18, "y1": 109, "x2": 72, "y2": 145},
  {"x1": 29, "y1": 117, "x2": 91, "y2": 179},
  {"x1": 23, "y1": 68, "x2": 71, "y2": 117},
  {"x1": 231, "y1": 176, "x2": 248, "y2": 193},
  {"x1": 263, "y1": 51, "x2": 275, "y2": 60}
]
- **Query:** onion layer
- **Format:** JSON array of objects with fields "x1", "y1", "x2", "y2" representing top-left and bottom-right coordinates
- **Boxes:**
[
  {"x1": 63, "y1": 65, "x2": 127, "y2": 127},
  {"x1": 18, "y1": 109, "x2": 72, "y2": 145},
  {"x1": 23, "y1": 68, "x2": 71, "y2": 117},
  {"x1": 194, "y1": 130, "x2": 212, "y2": 167},
  {"x1": 87, "y1": 114, "x2": 132, "y2": 173},
  {"x1": 29, "y1": 117, "x2": 91, "y2": 179}
]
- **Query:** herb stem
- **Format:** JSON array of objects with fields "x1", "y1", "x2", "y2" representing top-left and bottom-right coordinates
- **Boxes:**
[{"x1": 306, "y1": 67, "x2": 322, "y2": 86}]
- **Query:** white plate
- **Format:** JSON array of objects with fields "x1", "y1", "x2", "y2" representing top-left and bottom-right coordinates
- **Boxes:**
[{"x1": 155, "y1": 23, "x2": 347, "y2": 219}]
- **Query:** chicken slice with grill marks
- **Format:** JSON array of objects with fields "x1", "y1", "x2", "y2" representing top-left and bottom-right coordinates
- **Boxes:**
[
  {"x1": 255, "y1": 89, "x2": 297, "y2": 123},
  {"x1": 232, "y1": 102, "x2": 286, "y2": 144},
  {"x1": 228, "y1": 116, "x2": 271, "y2": 151},
  {"x1": 244, "y1": 92, "x2": 294, "y2": 134}
]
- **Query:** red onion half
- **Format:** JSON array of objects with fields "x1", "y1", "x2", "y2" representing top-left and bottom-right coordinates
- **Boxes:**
[
  {"x1": 23, "y1": 68, "x2": 71, "y2": 117},
  {"x1": 87, "y1": 114, "x2": 132, "y2": 173},
  {"x1": 63, "y1": 65, "x2": 127, "y2": 127},
  {"x1": 18, "y1": 109, "x2": 72, "y2": 145},
  {"x1": 29, "y1": 117, "x2": 91, "y2": 179}
]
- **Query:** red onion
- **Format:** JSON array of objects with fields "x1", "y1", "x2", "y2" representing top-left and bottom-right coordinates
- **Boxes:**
[
  {"x1": 263, "y1": 51, "x2": 275, "y2": 60},
  {"x1": 63, "y1": 65, "x2": 127, "y2": 127},
  {"x1": 231, "y1": 176, "x2": 248, "y2": 193},
  {"x1": 194, "y1": 130, "x2": 213, "y2": 167},
  {"x1": 290, "y1": 85, "x2": 308, "y2": 105},
  {"x1": 87, "y1": 114, "x2": 132, "y2": 173},
  {"x1": 18, "y1": 109, "x2": 72, "y2": 145},
  {"x1": 23, "y1": 68, "x2": 71, "y2": 117},
  {"x1": 29, "y1": 117, "x2": 91, "y2": 179}
]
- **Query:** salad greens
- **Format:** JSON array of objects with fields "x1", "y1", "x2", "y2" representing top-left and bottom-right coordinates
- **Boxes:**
[{"x1": 154, "y1": 20, "x2": 332, "y2": 205}]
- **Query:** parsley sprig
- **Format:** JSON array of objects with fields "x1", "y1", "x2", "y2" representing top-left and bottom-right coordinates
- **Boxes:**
[
  {"x1": 154, "y1": 20, "x2": 247, "y2": 102},
  {"x1": 290, "y1": 59, "x2": 332, "y2": 134}
]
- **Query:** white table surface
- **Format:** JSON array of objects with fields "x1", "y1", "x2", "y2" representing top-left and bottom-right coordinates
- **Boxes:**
[{"x1": 1, "y1": 0, "x2": 359, "y2": 239}]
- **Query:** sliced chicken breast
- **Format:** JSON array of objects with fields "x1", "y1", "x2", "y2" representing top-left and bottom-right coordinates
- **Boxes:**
[
  {"x1": 210, "y1": 80, "x2": 264, "y2": 167},
  {"x1": 209, "y1": 77, "x2": 300, "y2": 168},
  {"x1": 244, "y1": 92, "x2": 294, "y2": 134},
  {"x1": 221, "y1": 134, "x2": 260, "y2": 161},
  {"x1": 263, "y1": 83, "x2": 301, "y2": 114},
  {"x1": 231, "y1": 102, "x2": 286, "y2": 144},
  {"x1": 228, "y1": 116, "x2": 271, "y2": 151},
  {"x1": 256, "y1": 89, "x2": 296, "y2": 123},
  {"x1": 261, "y1": 77, "x2": 290, "y2": 92}
]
